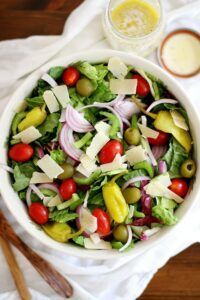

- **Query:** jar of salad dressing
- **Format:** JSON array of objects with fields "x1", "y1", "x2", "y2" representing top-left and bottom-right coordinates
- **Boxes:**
[{"x1": 103, "y1": 0, "x2": 165, "y2": 57}]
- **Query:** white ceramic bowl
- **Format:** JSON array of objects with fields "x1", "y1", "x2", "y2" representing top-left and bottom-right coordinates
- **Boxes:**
[{"x1": 0, "y1": 50, "x2": 199, "y2": 260}]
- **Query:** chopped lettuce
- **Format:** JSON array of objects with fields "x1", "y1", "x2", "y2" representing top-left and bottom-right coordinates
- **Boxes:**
[
  {"x1": 162, "y1": 138, "x2": 188, "y2": 178},
  {"x1": 76, "y1": 61, "x2": 98, "y2": 81},
  {"x1": 72, "y1": 235, "x2": 84, "y2": 247},
  {"x1": 12, "y1": 162, "x2": 36, "y2": 192},
  {"x1": 87, "y1": 81, "x2": 115, "y2": 104},
  {"x1": 50, "y1": 149, "x2": 66, "y2": 165},
  {"x1": 152, "y1": 204, "x2": 178, "y2": 225},
  {"x1": 49, "y1": 209, "x2": 78, "y2": 223},
  {"x1": 25, "y1": 96, "x2": 45, "y2": 108},
  {"x1": 95, "y1": 64, "x2": 109, "y2": 82},
  {"x1": 38, "y1": 113, "x2": 60, "y2": 143}
]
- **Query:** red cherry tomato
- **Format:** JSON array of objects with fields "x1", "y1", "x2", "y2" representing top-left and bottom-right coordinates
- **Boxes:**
[
  {"x1": 29, "y1": 203, "x2": 48, "y2": 225},
  {"x1": 9, "y1": 143, "x2": 34, "y2": 162},
  {"x1": 169, "y1": 179, "x2": 189, "y2": 198},
  {"x1": 62, "y1": 67, "x2": 80, "y2": 87},
  {"x1": 148, "y1": 130, "x2": 170, "y2": 146},
  {"x1": 99, "y1": 140, "x2": 123, "y2": 164},
  {"x1": 92, "y1": 208, "x2": 110, "y2": 236},
  {"x1": 59, "y1": 178, "x2": 77, "y2": 201},
  {"x1": 132, "y1": 74, "x2": 150, "y2": 97}
]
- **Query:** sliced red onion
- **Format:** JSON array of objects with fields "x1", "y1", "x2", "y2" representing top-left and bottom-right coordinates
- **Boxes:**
[
  {"x1": 78, "y1": 104, "x2": 123, "y2": 135},
  {"x1": 122, "y1": 176, "x2": 150, "y2": 190},
  {"x1": 141, "y1": 195, "x2": 152, "y2": 215},
  {"x1": 83, "y1": 190, "x2": 90, "y2": 208},
  {"x1": 0, "y1": 163, "x2": 14, "y2": 174},
  {"x1": 131, "y1": 216, "x2": 161, "y2": 226},
  {"x1": 146, "y1": 99, "x2": 178, "y2": 113},
  {"x1": 41, "y1": 73, "x2": 57, "y2": 87},
  {"x1": 121, "y1": 118, "x2": 131, "y2": 127},
  {"x1": 141, "y1": 227, "x2": 161, "y2": 241},
  {"x1": 76, "y1": 205, "x2": 97, "y2": 237},
  {"x1": 145, "y1": 139, "x2": 157, "y2": 167},
  {"x1": 30, "y1": 184, "x2": 44, "y2": 200},
  {"x1": 35, "y1": 147, "x2": 44, "y2": 159},
  {"x1": 158, "y1": 161, "x2": 167, "y2": 174},
  {"x1": 119, "y1": 225, "x2": 132, "y2": 252},
  {"x1": 106, "y1": 94, "x2": 125, "y2": 106},
  {"x1": 151, "y1": 145, "x2": 167, "y2": 160},
  {"x1": 65, "y1": 104, "x2": 93, "y2": 133},
  {"x1": 38, "y1": 183, "x2": 60, "y2": 195},
  {"x1": 26, "y1": 186, "x2": 32, "y2": 207},
  {"x1": 59, "y1": 124, "x2": 83, "y2": 161},
  {"x1": 114, "y1": 99, "x2": 140, "y2": 120}
]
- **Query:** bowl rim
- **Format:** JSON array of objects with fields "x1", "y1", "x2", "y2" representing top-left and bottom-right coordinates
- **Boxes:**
[{"x1": 0, "y1": 49, "x2": 200, "y2": 260}]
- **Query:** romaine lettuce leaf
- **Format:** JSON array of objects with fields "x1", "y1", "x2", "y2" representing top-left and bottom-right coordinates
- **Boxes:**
[
  {"x1": 48, "y1": 66, "x2": 65, "y2": 79},
  {"x1": 152, "y1": 204, "x2": 178, "y2": 225},
  {"x1": 49, "y1": 209, "x2": 78, "y2": 223},
  {"x1": 50, "y1": 149, "x2": 66, "y2": 165}
]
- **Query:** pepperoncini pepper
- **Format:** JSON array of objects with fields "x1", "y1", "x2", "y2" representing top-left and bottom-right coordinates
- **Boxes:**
[
  {"x1": 102, "y1": 171, "x2": 128, "y2": 223},
  {"x1": 42, "y1": 222, "x2": 83, "y2": 243},
  {"x1": 18, "y1": 105, "x2": 47, "y2": 132}
]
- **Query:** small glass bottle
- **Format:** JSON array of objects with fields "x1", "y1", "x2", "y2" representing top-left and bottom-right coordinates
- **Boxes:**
[{"x1": 103, "y1": 0, "x2": 165, "y2": 57}]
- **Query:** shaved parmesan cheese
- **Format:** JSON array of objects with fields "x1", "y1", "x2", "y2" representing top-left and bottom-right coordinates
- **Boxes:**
[
  {"x1": 52, "y1": 85, "x2": 69, "y2": 108},
  {"x1": 135, "y1": 68, "x2": 155, "y2": 97},
  {"x1": 37, "y1": 154, "x2": 63, "y2": 179},
  {"x1": 110, "y1": 79, "x2": 137, "y2": 95},
  {"x1": 127, "y1": 205, "x2": 135, "y2": 219},
  {"x1": 138, "y1": 123, "x2": 159, "y2": 139},
  {"x1": 119, "y1": 225, "x2": 132, "y2": 252},
  {"x1": 141, "y1": 137, "x2": 157, "y2": 167},
  {"x1": 43, "y1": 197, "x2": 52, "y2": 206},
  {"x1": 47, "y1": 195, "x2": 62, "y2": 207},
  {"x1": 41, "y1": 73, "x2": 57, "y2": 87},
  {"x1": 86, "y1": 132, "x2": 110, "y2": 159},
  {"x1": 13, "y1": 126, "x2": 42, "y2": 144},
  {"x1": 80, "y1": 154, "x2": 97, "y2": 172},
  {"x1": 59, "y1": 109, "x2": 66, "y2": 122},
  {"x1": 43, "y1": 90, "x2": 59, "y2": 113},
  {"x1": 125, "y1": 145, "x2": 147, "y2": 166},
  {"x1": 94, "y1": 121, "x2": 111, "y2": 136},
  {"x1": 80, "y1": 207, "x2": 97, "y2": 233},
  {"x1": 76, "y1": 164, "x2": 93, "y2": 178},
  {"x1": 170, "y1": 110, "x2": 189, "y2": 131},
  {"x1": 100, "y1": 154, "x2": 127, "y2": 172},
  {"x1": 90, "y1": 233, "x2": 101, "y2": 245},
  {"x1": 108, "y1": 56, "x2": 128, "y2": 79},
  {"x1": 152, "y1": 172, "x2": 171, "y2": 187},
  {"x1": 145, "y1": 181, "x2": 184, "y2": 203},
  {"x1": 84, "y1": 238, "x2": 112, "y2": 250},
  {"x1": 30, "y1": 172, "x2": 53, "y2": 184}
]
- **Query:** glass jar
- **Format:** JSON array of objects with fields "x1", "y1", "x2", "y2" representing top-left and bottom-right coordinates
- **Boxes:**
[{"x1": 103, "y1": 0, "x2": 165, "y2": 57}]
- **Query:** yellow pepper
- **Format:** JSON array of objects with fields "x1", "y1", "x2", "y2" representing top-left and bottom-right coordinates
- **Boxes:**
[
  {"x1": 102, "y1": 172, "x2": 128, "y2": 223},
  {"x1": 18, "y1": 106, "x2": 47, "y2": 132},
  {"x1": 42, "y1": 222, "x2": 83, "y2": 243}
]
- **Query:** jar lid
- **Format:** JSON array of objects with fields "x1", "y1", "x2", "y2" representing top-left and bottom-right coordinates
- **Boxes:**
[{"x1": 158, "y1": 29, "x2": 200, "y2": 78}]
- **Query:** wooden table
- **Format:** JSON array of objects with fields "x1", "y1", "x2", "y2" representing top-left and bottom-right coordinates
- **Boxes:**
[{"x1": 0, "y1": 1, "x2": 199, "y2": 299}]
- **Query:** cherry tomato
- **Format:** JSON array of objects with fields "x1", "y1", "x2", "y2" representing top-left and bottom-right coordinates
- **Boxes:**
[
  {"x1": 99, "y1": 140, "x2": 123, "y2": 164},
  {"x1": 62, "y1": 67, "x2": 80, "y2": 87},
  {"x1": 29, "y1": 203, "x2": 48, "y2": 225},
  {"x1": 169, "y1": 179, "x2": 189, "y2": 198},
  {"x1": 92, "y1": 208, "x2": 110, "y2": 236},
  {"x1": 59, "y1": 178, "x2": 77, "y2": 201},
  {"x1": 9, "y1": 143, "x2": 34, "y2": 162},
  {"x1": 132, "y1": 74, "x2": 150, "y2": 97},
  {"x1": 148, "y1": 130, "x2": 170, "y2": 146}
]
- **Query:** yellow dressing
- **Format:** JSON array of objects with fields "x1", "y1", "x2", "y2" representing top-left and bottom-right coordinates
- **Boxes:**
[{"x1": 111, "y1": 0, "x2": 159, "y2": 38}]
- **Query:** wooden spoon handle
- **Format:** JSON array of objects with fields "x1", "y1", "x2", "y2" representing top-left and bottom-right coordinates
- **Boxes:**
[
  {"x1": 0, "y1": 236, "x2": 31, "y2": 300},
  {"x1": 0, "y1": 211, "x2": 73, "y2": 298}
]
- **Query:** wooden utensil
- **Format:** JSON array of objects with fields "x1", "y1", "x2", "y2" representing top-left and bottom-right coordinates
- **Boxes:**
[
  {"x1": 0, "y1": 211, "x2": 73, "y2": 298},
  {"x1": 0, "y1": 236, "x2": 31, "y2": 300}
]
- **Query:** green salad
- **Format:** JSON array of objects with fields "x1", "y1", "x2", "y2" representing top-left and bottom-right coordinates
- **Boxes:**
[{"x1": 5, "y1": 57, "x2": 196, "y2": 251}]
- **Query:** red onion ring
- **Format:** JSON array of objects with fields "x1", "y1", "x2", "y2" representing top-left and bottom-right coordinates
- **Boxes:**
[
  {"x1": 26, "y1": 186, "x2": 32, "y2": 207},
  {"x1": 78, "y1": 103, "x2": 124, "y2": 134},
  {"x1": 35, "y1": 147, "x2": 44, "y2": 159},
  {"x1": 158, "y1": 160, "x2": 167, "y2": 174},
  {"x1": 41, "y1": 73, "x2": 57, "y2": 87},
  {"x1": 59, "y1": 123, "x2": 83, "y2": 161},
  {"x1": 122, "y1": 176, "x2": 150, "y2": 190},
  {"x1": 114, "y1": 98, "x2": 140, "y2": 120},
  {"x1": 65, "y1": 104, "x2": 93, "y2": 133},
  {"x1": 151, "y1": 145, "x2": 167, "y2": 160},
  {"x1": 38, "y1": 183, "x2": 60, "y2": 195},
  {"x1": 146, "y1": 99, "x2": 178, "y2": 113}
]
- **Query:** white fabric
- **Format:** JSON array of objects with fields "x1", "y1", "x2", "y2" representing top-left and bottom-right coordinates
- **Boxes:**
[{"x1": 0, "y1": 1, "x2": 200, "y2": 299}]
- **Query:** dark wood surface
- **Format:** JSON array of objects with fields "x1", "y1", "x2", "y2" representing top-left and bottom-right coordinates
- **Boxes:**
[{"x1": 0, "y1": 1, "x2": 200, "y2": 299}]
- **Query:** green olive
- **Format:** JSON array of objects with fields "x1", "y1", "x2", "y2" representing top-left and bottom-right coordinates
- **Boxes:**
[
  {"x1": 122, "y1": 187, "x2": 141, "y2": 204},
  {"x1": 180, "y1": 159, "x2": 196, "y2": 178},
  {"x1": 58, "y1": 163, "x2": 74, "y2": 180},
  {"x1": 76, "y1": 78, "x2": 95, "y2": 97},
  {"x1": 124, "y1": 128, "x2": 141, "y2": 145},
  {"x1": 113, "y1": 225, "x2": 128, "y2": 243}
]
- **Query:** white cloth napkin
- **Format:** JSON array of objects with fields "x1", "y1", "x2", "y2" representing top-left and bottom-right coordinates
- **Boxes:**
[{"x1": 0, "y1": 1, "x2": 200, "y2": 299}]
